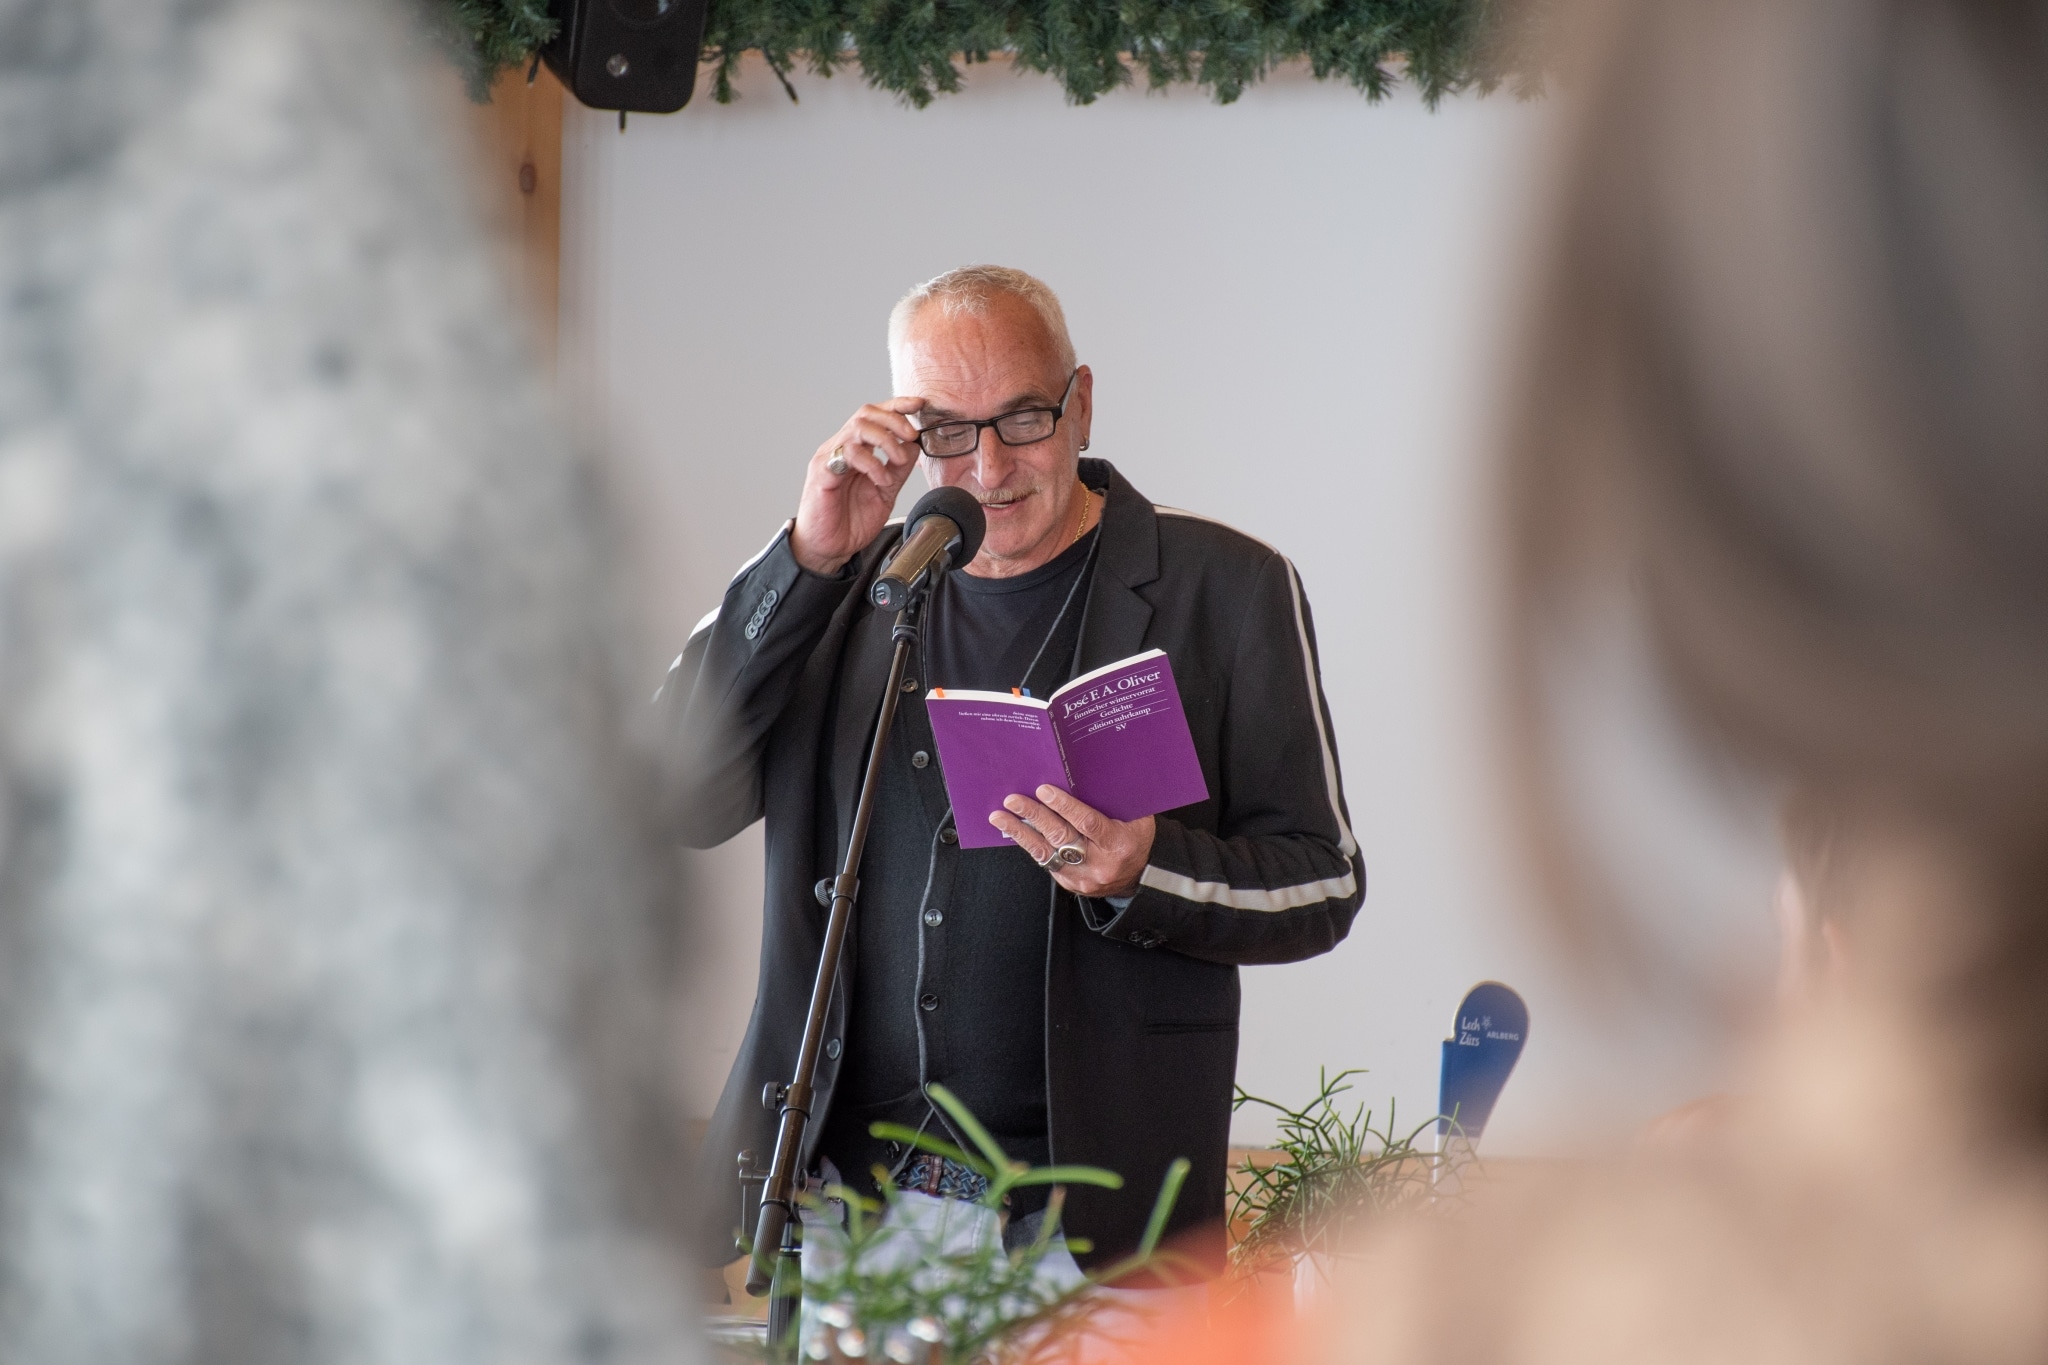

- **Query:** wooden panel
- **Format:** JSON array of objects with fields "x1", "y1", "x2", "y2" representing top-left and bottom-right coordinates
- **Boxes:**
[{"x1": 459, "y1": 64, "x2": 566, "y2": 355}]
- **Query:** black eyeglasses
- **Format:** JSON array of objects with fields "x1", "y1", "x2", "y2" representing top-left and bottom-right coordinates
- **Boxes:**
[{"x1": 913, "y1": 369, "x2": 1080, "y2": 459}]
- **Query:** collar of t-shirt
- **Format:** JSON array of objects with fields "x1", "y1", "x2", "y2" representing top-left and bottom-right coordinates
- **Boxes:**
[{"x1": 927, "y1": 526, "x2": 1097, "y2": 697}]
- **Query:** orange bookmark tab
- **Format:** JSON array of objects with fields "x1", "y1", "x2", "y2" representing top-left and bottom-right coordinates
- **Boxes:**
[
  {"x1": 931, "y1": 687, "x2": 945, "y2": 698},
  {"x1": 1011, "y1": 687, "x2": 1023, "y2": 697}
]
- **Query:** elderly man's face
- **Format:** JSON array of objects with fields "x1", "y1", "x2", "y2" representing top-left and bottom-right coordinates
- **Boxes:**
[{"x1": 895, "y1": 294, "x2": 1093, "y2": 576}]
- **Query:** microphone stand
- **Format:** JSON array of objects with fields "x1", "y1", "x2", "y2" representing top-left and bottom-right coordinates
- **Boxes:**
[{"x1": 748, "y1": 563, "x2": 939, "y2": 1358}]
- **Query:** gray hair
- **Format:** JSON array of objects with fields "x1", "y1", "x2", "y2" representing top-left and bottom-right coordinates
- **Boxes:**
[{"x1": 888, "y1": 265, "x2": 1078, "y2": 380}]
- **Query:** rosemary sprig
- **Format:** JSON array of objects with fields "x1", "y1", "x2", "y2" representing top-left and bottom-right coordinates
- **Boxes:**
[{"x1": 1228, "y1": 1068, "x2": 1466, "y2": 1278}]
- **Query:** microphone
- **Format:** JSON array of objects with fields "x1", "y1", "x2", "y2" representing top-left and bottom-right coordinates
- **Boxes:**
[{"x1": 872, "y1": 486, "x2": 986, "y2": 610}]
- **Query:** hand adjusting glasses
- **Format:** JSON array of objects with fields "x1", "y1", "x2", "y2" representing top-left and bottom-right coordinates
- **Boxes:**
[{"x1": 913, "y1": 369, "x2": 1080, "y2": 458}]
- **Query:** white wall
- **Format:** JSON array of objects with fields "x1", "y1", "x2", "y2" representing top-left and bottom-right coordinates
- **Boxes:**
[{"x1": 561, "y1": 57, "x2": 1755, "y2": 1153}]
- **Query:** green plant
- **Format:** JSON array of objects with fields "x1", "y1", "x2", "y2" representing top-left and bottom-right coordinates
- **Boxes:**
[
  {"x1": 785, "y1": 1083, "x2": 1192, "y2": 1363},
  {"x1": 1229, "y1": 1069, "x2": 1464, "y2": 1279},
  {"x1": 428, "y1": 0, "x2": 1552, "y2": 109},
  {"x1": 428, "y1": 0, "x2": 557, "y2": 100}
]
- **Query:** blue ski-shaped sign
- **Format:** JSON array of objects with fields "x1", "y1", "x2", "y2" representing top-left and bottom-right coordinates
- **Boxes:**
[{"x1": 1437, "y1": 981, "x2": 1528, "y2": 1144}]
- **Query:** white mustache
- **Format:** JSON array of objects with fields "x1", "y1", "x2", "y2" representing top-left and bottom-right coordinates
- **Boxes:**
[{"x1": 976, "y1": 487, "x2": 1039, "y2": 507}]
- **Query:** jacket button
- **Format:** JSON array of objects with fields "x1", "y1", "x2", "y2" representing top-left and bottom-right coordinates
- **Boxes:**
[
  {"x1": 919, "y1": 993, "x2": 940, "y2": 1012},
  {"x1": 923, "y1": 907, "x2": 943, "y2": 928},
  {"x1": 939, "y1": 826, "x2": 957, "y2": 844},
  {"x1": 742, "y1": 588, "x2": 779, "y2": 641},
  {"x1": 911, "y1": 750, "x2": 930, "y2": 769},
  {"x1": 824, "y1": 1037, "x2": 842, "y2": 1060},
  {"x1": 902, "y1": 678, "x2": 919, "y2": 693}
]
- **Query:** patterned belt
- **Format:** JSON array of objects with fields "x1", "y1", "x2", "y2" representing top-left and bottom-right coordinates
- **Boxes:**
[{"x1": 896, "y1": 1153, "x2": 991, "y2": 1204}]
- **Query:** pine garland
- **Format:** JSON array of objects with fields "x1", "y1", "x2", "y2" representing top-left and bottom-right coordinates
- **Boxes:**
[
  {"x1": 434, "y1": 0, "x2": 558, "y2": 99},
  {"x1": 435, "y1": 0, "x2": 1546, "y2": 108}
]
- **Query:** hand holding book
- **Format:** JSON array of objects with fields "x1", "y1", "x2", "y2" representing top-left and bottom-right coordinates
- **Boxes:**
[
  {"x1": 989, "y1": 785, "x2": 1155, "y2": 898},
  {"x1": 925, "y1": 649, "x2": 1210, "y2": 890}
]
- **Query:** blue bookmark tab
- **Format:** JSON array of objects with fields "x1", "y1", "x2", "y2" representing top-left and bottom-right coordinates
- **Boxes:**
[{"x1": 1437, "y1": 981, "x2": 1528, "y2": 1143}]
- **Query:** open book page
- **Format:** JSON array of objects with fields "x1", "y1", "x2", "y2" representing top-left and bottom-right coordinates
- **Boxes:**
[
  {"x1": 923, "y1": 690, "x2": 1070, "y2": 849},
  {"x1": 1049, "y1": 650, "x2": 1210, "y2": 821}
]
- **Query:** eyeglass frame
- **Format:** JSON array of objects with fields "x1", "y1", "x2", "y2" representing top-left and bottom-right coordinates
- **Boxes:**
[{"x1": 910, "y1": 368, "x2": 1081, "y2": 459}]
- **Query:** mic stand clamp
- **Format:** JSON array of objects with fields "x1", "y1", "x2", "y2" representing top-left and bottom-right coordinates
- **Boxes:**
[{"x1": 746, "y1": 562, "x2": 941, "y2": 1358}]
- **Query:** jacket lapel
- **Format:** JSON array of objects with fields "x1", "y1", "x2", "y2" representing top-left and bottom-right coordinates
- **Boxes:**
[{"x1": 1073, "y1": 458, "x2": 1160, "y2": 673}]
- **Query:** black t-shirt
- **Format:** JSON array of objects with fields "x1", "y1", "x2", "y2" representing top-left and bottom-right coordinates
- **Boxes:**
[
  {"x1": 820, "y1": 525, "x2": 1100, "y2": 1193},
  {"x1": 926, "y1": 527, "x2": 1098, "y2": 700}
]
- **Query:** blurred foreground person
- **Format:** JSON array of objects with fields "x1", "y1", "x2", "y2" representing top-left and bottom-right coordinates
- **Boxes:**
[
  {"x1": 1138, "y1": 0, "x2": 2048, "y2": 1361},
  {"x1": 0, "y1": 1, "x2": 702, "y2": 1361}
]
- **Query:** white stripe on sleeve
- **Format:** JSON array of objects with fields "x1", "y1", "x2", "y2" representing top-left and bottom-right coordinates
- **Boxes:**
[
  {"x1": 1153, "y1": 506, "x2": 1358, "y2": 859},
  {"x1": 1138, "y1": 865, "x2": 1358, "y2": 912},
  {"x1": 1281, "y1": 557, "x2": 1359, "y2": 858}
]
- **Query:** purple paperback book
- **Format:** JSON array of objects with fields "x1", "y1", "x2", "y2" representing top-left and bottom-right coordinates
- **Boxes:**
[{"x1": 925, "y1": 649, "x2": 1210, "y2": 849}]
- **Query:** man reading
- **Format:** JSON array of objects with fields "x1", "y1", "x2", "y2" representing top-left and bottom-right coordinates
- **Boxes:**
[{"x1": 662, "y1": 266, "x2": 1364, "y2": 1274}]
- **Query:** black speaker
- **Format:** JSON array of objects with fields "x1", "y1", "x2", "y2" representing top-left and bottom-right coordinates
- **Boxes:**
[{"x1": 542, "y1": 0, "x2": 709, "y2": 114}]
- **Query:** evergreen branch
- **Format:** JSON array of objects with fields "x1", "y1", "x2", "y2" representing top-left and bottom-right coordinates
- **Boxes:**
[
  {"x1": 425, "y1": 0, "x2": 1548, "y2": 107},
  {"x1": 424, "y1": 0, "x2": 558, "y2": 100}
]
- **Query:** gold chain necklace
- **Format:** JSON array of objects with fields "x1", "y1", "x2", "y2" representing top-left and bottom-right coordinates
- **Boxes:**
[{"x1": 1069, "y1": 483, "x2": 1094, "y2": 546}]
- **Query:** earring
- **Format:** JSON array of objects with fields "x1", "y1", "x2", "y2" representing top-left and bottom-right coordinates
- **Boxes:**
[{"x1": 1079, "y1": 439, "x2": 1090, "y2": 451}]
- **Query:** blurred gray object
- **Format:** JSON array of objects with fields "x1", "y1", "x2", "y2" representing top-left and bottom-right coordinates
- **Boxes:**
[{"x1": 0, "y1": 0, "x2": 703, "y2": 1360}]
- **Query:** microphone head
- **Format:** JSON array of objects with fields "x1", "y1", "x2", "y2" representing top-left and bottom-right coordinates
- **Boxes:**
[{"x1": 905, "y1": 484, "x2": 986, "y2": 569}]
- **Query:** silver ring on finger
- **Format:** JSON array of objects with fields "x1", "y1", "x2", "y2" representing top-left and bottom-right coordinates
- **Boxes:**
[
  {"x1": 1056, "y1": 843, "x2": 1086, "y2": 866},
  {"x1": 826, "y1": 445, "x2": 850, "y2": 476},
  {"x1": 1034, "y1": 848, "x2": 1061, "y2": 870}
]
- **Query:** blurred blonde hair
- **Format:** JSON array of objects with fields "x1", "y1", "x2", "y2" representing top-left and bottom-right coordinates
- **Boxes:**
[
  {"x1": 1295, "y1": 6, "x2": 2048, "y2": 1361},
  {"x1": 1503, "y1": 0, "x2": 2048, "y2": 1125},
  {"x1": 1095, "y1": 7, "x2": 2048, "y2": 1363}
]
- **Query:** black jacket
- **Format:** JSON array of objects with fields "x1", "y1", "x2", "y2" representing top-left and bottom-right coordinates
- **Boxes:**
[{"x1": 660, "y1": 459, "x2": 1364, "y2": 1271}]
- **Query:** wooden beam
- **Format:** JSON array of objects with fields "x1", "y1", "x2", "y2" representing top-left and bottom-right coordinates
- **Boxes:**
[{"x1": 459, "y1": 64, "x2": 566, "y2": 357}]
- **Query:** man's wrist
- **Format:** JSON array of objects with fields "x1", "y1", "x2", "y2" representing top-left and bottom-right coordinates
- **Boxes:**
[{"x1": 788, "y1": 528, "x2": 851, "y2": 578}]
